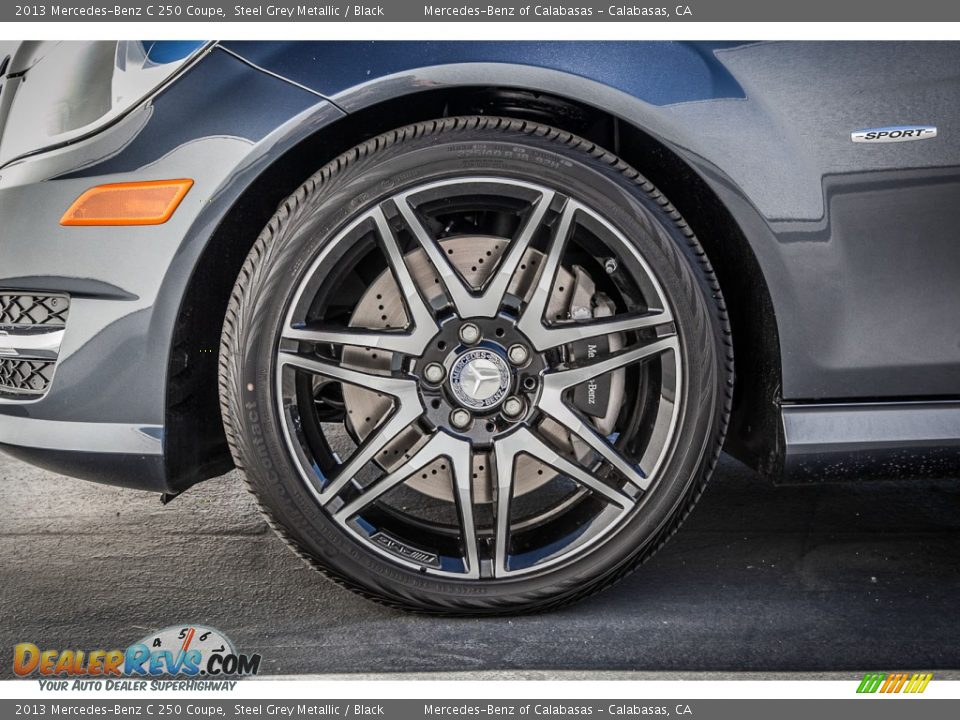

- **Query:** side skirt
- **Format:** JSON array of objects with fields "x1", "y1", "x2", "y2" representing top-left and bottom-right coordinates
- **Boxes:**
[{"x1": 780, "y1": 401, "x2": 960, "y2": 483}]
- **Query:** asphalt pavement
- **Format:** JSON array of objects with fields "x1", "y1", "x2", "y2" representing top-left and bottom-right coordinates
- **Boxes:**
[{"x1": 1, "y1": 451, "x2": 958, "y2": 678}]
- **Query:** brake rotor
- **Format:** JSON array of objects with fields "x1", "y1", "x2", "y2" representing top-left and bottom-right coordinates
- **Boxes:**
[{"x1": 338, "y1": 235, "x2": 616, "y2": 503}]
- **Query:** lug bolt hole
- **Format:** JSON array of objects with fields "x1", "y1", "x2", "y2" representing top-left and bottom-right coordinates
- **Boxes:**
[
  {"x1": 485, "y1": 421, "x2": 496, "y2": 432},
  {"x1": 430, "y1": 399, "x2": 442, "y2": 410},
  {"x1": 522, "y1": 376, "x2": 537, "y2": 392},
  {"x1": 437, "y1": 340, "x2": 447, "y2": 351},
  {"x1": 495, "y1": 328, "x2": 505, "y2": 337}
]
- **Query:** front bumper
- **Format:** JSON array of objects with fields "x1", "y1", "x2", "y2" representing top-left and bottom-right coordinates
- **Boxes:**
[
  {"x1": 0, "y1": 133, "x2": 209, "y2": 489},
  {"x1": 0, "y1": 46, "x2": 326, "y2": 491}
]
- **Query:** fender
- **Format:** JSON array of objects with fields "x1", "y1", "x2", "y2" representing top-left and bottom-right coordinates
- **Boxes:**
[
  {"x1": 157, "y1": 48, "x2": 787, "y2": 487},
  {"x1": 216, "y1": 43, "x2": 795, "y2": 402},
  {"x1": 161, "y1": 43, "x2": 960, "y2": 487},
  {"x1": 226, "y1": 41, "x2": 960, "y2": 405}
]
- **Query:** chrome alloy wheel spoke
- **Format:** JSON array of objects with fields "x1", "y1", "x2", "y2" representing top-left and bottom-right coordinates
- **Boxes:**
[
  {"x1": 392, "y1": 181, "x2": 560, "y2": 319},
  {"x1": 514, "y1": 199, "x2": 674, "y2": 352},
  {"x1": 478, "y1": 188, "x2": 557, "y2": 313},
  {"x1": 393, "y1": 195, "x2": 479, "y2": 317},
  {"x1": 492, "y1": 427, "x2": 634, "y2": 576},
  {"x1": 537, "y1": 336, "x2": 680, "y2": 492},
  {"x1": 283, "y1": 206, "x2": 438, "y2": 356},
  {"x1": 335, "y1": 432, "x2": 480, "y2": 578},
  {"x1": 521, "y1": 308, "x2": 673, "y2": 353},
  {"x1": 514, "y1": 198, "x2": 579, "y2": 344},
  {"x1": 277, "y1": 351, "x2": 424, "y2": 503}
]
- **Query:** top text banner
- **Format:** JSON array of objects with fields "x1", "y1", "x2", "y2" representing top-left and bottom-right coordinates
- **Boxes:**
[{"x1": 5, "y1": 1, "x2": 960, "y2": 22}]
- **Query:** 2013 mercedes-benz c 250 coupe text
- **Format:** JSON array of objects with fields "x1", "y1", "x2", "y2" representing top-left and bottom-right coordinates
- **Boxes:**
[{"x1": 1, "y1": 41, "x2": 958, "y2": 613}]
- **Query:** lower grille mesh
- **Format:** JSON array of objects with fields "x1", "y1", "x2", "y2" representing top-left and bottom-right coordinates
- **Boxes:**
[
  {"x1": 0, "y1": 358, "x2": 56, "y2": 395},
  {"x1": 0, "y1": 293, "x2": 69, "y2": 326}
]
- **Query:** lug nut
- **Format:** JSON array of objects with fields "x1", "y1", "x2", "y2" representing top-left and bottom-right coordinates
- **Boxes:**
[
  {"x1": 423, "y1": 362, "x2": 445, "y2": 384},
  {"x1": 507, "y1": 344, "x2": 529, "y2": 365},
  {"x1": 450, "y1": 409, "x2": 472, "y2": 429},
  {"x1": 502, "y1": 396, "x2": 524, "y2": 418},
  {"x1": 459, "y1": 323, "x2": 481, "y2": 345}
]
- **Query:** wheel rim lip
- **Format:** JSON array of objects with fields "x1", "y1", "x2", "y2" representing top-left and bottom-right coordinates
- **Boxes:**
[{"x1": 273, "y1": 174, "x2": 684, "y2": 580}]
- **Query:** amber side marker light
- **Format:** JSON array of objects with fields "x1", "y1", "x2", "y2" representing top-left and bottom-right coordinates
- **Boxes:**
[{"x1": 60, "y1": 179, "x2": 194, "y2": 226}]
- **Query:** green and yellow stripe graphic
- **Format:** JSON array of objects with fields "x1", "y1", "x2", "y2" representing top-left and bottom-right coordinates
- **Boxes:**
[{"x1": 857, "y1": 672, "x2": 933, "y2": 694}]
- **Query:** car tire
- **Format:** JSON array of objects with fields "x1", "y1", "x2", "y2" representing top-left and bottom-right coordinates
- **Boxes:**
[{"x1": 219, "y1": 116, "x2": 733, "y2": 614}]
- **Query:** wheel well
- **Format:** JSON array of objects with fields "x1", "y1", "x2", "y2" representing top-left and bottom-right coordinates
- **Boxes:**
[{"x1": 165, "y1": 86, "x2": 783, "y2": 491}]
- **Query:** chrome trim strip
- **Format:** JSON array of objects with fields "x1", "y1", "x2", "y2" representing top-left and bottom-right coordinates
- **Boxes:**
[
  {"x1": 0, "y1": 326, "x2": 64, "y2": 359},
  {"x1": 782, "y1": 401, "x2": 960, "y2": 454}
]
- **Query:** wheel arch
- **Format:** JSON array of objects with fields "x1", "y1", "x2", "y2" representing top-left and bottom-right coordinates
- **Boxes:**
[{"x1": 165, "y1": 80, "x2": 784, "y2": 491}]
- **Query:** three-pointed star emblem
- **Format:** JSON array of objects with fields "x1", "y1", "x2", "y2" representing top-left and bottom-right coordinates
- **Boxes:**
[{"x1": 461, "y1": 358, "x2": 503, "y2": 400}]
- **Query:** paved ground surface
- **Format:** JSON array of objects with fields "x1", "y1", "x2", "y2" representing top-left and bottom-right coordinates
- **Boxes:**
[{"x1": 1, "y1": 451, "x2": 958, "y2": 678}]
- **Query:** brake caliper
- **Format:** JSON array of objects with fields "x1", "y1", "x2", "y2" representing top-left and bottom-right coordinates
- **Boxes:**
[{"x1": 565, "y1": 267, "x2": 623, "y2": 433}]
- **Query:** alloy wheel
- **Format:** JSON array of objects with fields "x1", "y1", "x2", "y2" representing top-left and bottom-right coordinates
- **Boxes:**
[{"x1": 274, "y1": 176, "x2": 683, "y2": 580}]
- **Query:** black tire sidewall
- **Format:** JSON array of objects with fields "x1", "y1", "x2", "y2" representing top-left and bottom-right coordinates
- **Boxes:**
[{"x1": 223, "y1": 118, "x2": 727, "y2": 612}]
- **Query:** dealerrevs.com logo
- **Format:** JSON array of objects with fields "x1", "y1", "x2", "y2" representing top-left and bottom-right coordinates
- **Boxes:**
[{"x1": 13, "y1": 625, "x2": 260, "y2": 690}]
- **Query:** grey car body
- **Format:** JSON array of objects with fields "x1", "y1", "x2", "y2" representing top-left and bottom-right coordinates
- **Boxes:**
[{"x1": 1, "y1": 40, "x2": 958, "y2": 495}]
